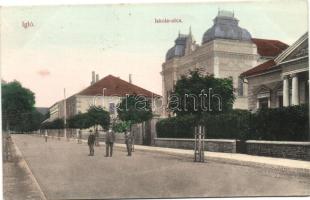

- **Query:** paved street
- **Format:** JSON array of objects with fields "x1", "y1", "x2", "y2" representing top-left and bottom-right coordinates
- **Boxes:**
[{"x1": 10, "y1": 134, "x2": 310, "y2": 199}]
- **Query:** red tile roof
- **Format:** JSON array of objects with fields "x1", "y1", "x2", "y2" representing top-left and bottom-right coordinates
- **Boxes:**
[
  {"x1": 241, "y1": 59, "x2": 277, "y2": 77},
  {"x1": 252, "y1": 38, "x2": 288, "y2": 57},
  {"x1": 77, "y1": 75, "x2": 161, "y2": 98}
]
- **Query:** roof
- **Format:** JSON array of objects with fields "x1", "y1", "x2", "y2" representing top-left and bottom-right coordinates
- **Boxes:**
[
  {"x1": 251, "y1": 38, "x2": 288, "y2": 57},
  {"x1": 241, "y1": 34, "x2": 306, "y2": 77},
  {"x1": 202, "y1": 10, "x2": 252, "y2": 44},
  {"x1": 77, "y1": 75, "x2": 161, "y2": 98},
  {"x1": 240, "y1": 59, "x2": 277, "y2": 77},
  {"x1": 36, "y1": 107, "x2": 49, "y2": 115},
  {"x1": 166, "y1": 33, "x2": 190, "y2": 61}
]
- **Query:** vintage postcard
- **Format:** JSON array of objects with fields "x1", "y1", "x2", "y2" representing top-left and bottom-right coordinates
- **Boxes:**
[{"x1": 1, "y1": 0, "x2": 309, "y2": 199}]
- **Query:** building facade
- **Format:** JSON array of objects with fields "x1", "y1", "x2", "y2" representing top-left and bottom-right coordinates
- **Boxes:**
[
  {"x1": 47, "y1": 74, "x2": 162, "y2": 123},
  {"x1": 161, "y1": 10, "x2": 288, "y2": 115},
  {"x1": 241, "y1": 32, "x2": 309, "y2": 111}
]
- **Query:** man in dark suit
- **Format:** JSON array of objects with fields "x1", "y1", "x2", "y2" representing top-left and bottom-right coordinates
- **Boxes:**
[
  {"x1": 88, "y1": 130, "x2": 96, "y2": 156},
  {"x1": 105, "y1": 128, "x2": 115, "y2": 157},
  {"x1": 124, "y1": 131, "x2": 133, "y2": 156}
]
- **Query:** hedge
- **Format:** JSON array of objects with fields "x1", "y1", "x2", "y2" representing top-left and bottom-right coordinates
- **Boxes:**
[{"x1": 156, "y1": 105, "x2": 309, "y2": 141}]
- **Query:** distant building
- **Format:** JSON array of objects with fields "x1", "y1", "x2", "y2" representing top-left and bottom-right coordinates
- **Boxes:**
[
  {"x1": 161, "y1": 10, "x2": 288, "y2": 115},
  {"x1": 47, "y1": 73, "x2": 162, "y2": 122},
  {"x1": 241, "y1": 32, "x2": 309, "y2": 111},
  {"x1": 35, "y1": 107, "x2": 49, "y2": 115}
]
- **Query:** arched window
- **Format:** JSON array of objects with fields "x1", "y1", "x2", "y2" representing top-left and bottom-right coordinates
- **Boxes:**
[{"x1": 255, "y1": 86, "x2": 271, "y2": 109}]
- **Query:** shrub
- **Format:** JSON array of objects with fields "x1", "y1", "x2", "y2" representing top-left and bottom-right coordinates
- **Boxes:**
[
  {"x1": 250, "y1": 105, "x2": 309, "y2": 141},
  {"x1": 156, "y1": 115, "x2": 197, "y2": 138},
  {"x1": 202, "y1": 109, "x2": 252, "y2": 140},
  {"x1": 156, "y1": 105, "x2": 309, "y2": 141}
]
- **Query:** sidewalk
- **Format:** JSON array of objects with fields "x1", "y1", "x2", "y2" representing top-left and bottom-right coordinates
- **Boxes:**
[
  {"x1": 112, "y1": 143, "x2": 310, "y2": 176},
  {"x1": 3, "y1": 136, "x2": 46, "y2": 200}
]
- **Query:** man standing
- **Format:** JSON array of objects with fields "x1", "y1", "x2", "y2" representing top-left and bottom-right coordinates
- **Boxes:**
[
  {"x1": 124, "y1": 131, "x2": 132, "y2": 156},
  {"x1": 44, "y1": 130, "x2": 48, "y2": 142},
  {"x1": 105, "y1": 128, "x2": 115, "y2": 157},
  {"x1": 88, "y1": 130, "x2": 95, "y2": 156},
  {"x1": 95, "y1": 128, "x2": 99, "y2": 146},
  {"x1": 78, "y1": 129, "x2": 82, "y2": 144}
]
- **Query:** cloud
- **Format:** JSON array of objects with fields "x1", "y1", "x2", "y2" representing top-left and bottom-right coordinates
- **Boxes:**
[{"x1": 37, "y1": 69, "x2": 51, "y2": 77}]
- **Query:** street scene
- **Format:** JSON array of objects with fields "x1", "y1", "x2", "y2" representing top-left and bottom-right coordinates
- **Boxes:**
[
  {"x1": 1, "y1": 0, "x2": 310, "y2": 199},
  {"x1": 5, "y1": 134, "x2": 310, "y2": 199}
]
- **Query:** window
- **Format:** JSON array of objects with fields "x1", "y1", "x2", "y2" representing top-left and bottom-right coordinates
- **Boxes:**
[
  {"x1": 276, "y1": 89, "x2": 283, "y2": 108},
  {"x1": 278, "y1": 96, "x2": 283, "y2": 108},
  {"x1": 258, "y1": 98, "x2": 269, "y2": 109},
  {"x1": 238, "y1": 77, "x2": 244, "y2": 96},
  {"x1": 256, "y1": 88, "x2": 270, "y2": 109}
]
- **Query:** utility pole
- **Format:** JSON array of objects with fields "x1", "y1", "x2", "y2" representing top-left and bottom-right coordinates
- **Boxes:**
[
  {"x1": 102, "y1": 88, "x2": 106, "y2": 109},
  {"x1": 64, "y1": 88, "x2": 67, "y2": 140}
]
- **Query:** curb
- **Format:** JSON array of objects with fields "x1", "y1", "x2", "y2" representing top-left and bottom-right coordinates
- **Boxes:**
[{"x1": 12, "y1": 138, "x2": 48, "y2": 200}]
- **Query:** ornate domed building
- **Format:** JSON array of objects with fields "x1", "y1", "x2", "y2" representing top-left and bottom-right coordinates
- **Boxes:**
[
  {"x1": 202, "y1": 10, "x2": 252, "y2": 44},
  {"x1": 161, "y1": 10, "x2": 288, "y2": 115}
]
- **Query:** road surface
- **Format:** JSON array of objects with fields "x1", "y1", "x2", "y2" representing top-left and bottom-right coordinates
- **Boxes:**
[{"x1": 9, "y1": 134, "x2": 310, "y2": 199}]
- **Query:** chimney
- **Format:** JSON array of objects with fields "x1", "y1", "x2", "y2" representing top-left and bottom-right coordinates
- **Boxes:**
[
  {"x1": 96, "y1": 74, "x2": 99, "y2": 82},
  {"x1": 91, "y1": 71, "x2": 95, "y2": 85},
  {"x1": 129, "y1": 74, "x2": 132, "y2": 84}
]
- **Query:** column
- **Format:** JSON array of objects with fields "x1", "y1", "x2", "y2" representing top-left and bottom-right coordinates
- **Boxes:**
[
  {"x1": 283, "y1": 75, "x2": 289, "y2": 107},
  {"x1": 291, "y1": 73, "x2": 299, "y2": 105}
]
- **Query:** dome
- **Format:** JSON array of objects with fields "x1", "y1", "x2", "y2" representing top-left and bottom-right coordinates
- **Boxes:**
[
  {"x1": 202, "y1": 10, "x2": 252, "y2": 44},
  {"x1": 165, "y1": 34, "x2": 189, "y2": 61}
]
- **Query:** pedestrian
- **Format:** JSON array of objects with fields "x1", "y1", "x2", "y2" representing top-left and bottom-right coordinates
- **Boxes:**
[
  {"x1": 45, "y1": 130, "x2": 48, "y2": 142},
  {"x1": 78, "y1": 129, "x2": 82, "y2": 144},
  {"x1": 124, "y1": 131, "x2": 132, "y2": 156},
  {"x1": 105, "y1": 128, "x2": 115, "y2": 157},
  {"x1": 88, "y1": 130, "x2": 95, "y2": 156},
  {"x1": 58, "y1": 130, "x2": 61, "y2": 141},
  {"x1": 95, "y1": 128, "x2": 99, "y2": 146}
]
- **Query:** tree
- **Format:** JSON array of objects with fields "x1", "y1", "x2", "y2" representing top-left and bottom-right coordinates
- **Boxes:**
[
  {"x1": 117, "y1": 94, "x2": 153, "y2": 125},
  {"x1": 19, "y1": 110, "x2": 45, "y2": 132},
  {"x1": 87, "y1": 106, "x2": 110, "y2": 130},
  {"x1": 2, "y1": 81, "x2": 35, "y2": 131},
  {"x1": 41, "y1": 118, "x2": 64, "y2": 130},
  {"x1": 112, "y1": 120, "x2": 131, "y2": 133},
  {"x1": 169, "y1": 70, "x2": 235, "y2": 117},
  {"x1": 67, "y1": 113, "x2": 92, "y2": 130}
]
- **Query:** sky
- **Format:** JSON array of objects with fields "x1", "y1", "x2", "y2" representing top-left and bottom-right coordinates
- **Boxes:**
[{"x1": 1, "y1": 0, "x2": 308, "y2": 107}]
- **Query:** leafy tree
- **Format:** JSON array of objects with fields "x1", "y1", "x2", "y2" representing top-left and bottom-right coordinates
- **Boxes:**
[
  {"x1": 51, "y1": 118, "x2": 65, "y2": 129},
  {"x1": 2, "y1": 81, "x2": 35, "y2": 131},
  {"x1": 87, "y1": 106, "x2": 110, "y2": 130},
  {"x1": 67, "y1": 113, "x2": 92, "y2": 129},
  {"x1": 117, "y1": 94, "x2": 153, "y2": 125},
  {"x1": 169, "y1": 70, "x2": 235, "y2": 117},
  {"x1": 19, "y1": 110, "x2": 45, "y2": 132},
  {"x1": 41, "y1": 118, "x2": 64, "y2": 130},
  {"x1": 112, "y1": 120, "x2": 131, "y2": 133}
]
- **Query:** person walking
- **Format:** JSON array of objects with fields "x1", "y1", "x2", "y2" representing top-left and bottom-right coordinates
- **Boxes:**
[
  {"x1": 105, "y1": 128, "x2": 115, "y2": 157},
  {"x1": 88, "y1": 130, "x2": 95, "y2": 156},
  {"x1": 124, "y1": 131, "x2": 133, "y2": 156}
]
